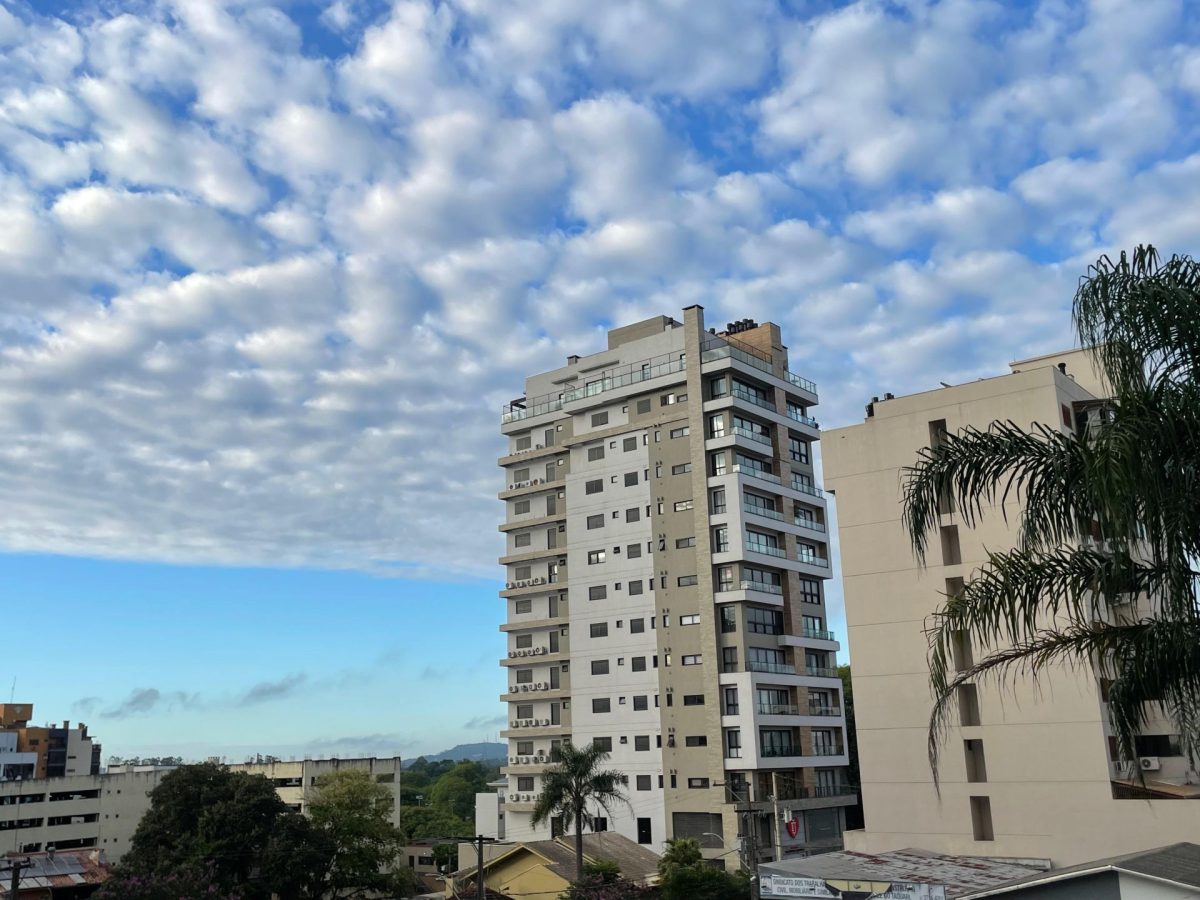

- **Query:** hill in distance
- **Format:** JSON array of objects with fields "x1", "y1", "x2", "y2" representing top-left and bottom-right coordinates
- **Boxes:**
[{"x1": 404, "y1": 741, "x2": 506, "y2": 766}]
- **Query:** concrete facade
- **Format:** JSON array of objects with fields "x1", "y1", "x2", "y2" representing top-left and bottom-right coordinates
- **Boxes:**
[
  {"x1": 498, "y1": 309, "x2": 853, "y2": 861},
  {"x1": 0, "y1": 756, "x2": 403, "y2": 859},
  {"x1": 0, "y1": 705, "x2": 100, "y2": 780},
  {"x1": 823, "y1": 350, "x2": 1200, "y2": 866}
]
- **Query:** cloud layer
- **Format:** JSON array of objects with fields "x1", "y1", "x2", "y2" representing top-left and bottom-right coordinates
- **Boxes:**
[{"x1": 1, "y1": 0, "x2": 1199, "y2": 576}]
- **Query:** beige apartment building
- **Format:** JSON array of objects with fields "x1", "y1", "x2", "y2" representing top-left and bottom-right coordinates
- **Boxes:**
[
  {"x1": 0, "y1": 756, "x2": 402, "y2": 859},
  {"x1": 823, "y1": 349, "x2": 1199, "y2": 867},
  {"x1": 497, "y1": 307, "x2": 854, "y2": 862}
]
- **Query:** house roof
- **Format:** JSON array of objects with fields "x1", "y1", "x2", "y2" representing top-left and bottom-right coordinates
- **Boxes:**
[
  {"x1": 760, "y1": 849, "x2": 1049, "y2": 899},
  {"x1": 959, "y1": 842, "x2": 1200, "y2": 898},
  {"x1": 0, "y1": 849, "x2": 111, "y2": 897},
  {"x1": 456, "y1": 832, "x2": 660, "y2": 884}
]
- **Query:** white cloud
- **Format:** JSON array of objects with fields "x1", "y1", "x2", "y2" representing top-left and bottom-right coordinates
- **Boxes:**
[{"x1": 0, "y1": 0, "x2": 1195, "y2": 581}]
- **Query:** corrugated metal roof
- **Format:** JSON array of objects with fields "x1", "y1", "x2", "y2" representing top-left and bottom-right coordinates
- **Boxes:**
[{"x1": 760, "y1": 848, "x2": 1050, "y2": 898}]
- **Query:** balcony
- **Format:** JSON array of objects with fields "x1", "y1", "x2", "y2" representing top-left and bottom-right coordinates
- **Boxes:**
[
  {"x1": 794, "y1": 516, "x2": 825, "y2": 533},
  {"x1": 731, "y1": 425, "x2": 773, "y2": 447},
  {"x1": 802, "y1": 627, "x2": 836, "y2": 641},
  {"x1": 805, "y1": 665, "x2": 839, "y2": 678},
  {"x1": 807, "y1": 706, "x2": 842, "y2": 717},
  {"x1": 810, "y1": 745, "x2": 843, "y2": 757},
  {"x1": 748, "y1": 660, "x2": 796, "y2": 675},
  {"x1": 786, "y1": 370, "x2": 818, "y2": 395},
  {"x1": 729, "y1": 385, "x2": 776, "y2": 412},
  {"x1": 760, "y1": 745, "x2": 799, "y2": 758},
  {"x1": 502, "y1": 395, "x2": 564, "y2": 425},
  {"x1": 738, "y1": 579, "x2": 783, "y2": 596},
  {"x1": 730, "y1": 463, "x2": 782, "y2": 485},
  {"x1": 757, "y1": 703, "x2": 801, "y2": 716},
  {"x1": 786, "y1": 408, "x2": 819, "y2": 429},
  {"x1": 796, "y1": 551, "x2": 829, "y2": 569},
  {"x1": 561, "y1": 352, "x2": 686, "y2": 404},
  {"x1": 745, "y1": 539, "x2": 786, "y2": 558},
  {"x1": 744, "y1": 502, "x2": 784, "y2": 522},
  {"x1": 791, "y1": 478, "x2": 824, "y2": 498}
]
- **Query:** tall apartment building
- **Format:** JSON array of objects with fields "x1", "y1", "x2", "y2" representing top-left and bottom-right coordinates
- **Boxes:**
[
  {"x1": 823, "y1": 349, "x2": 1199, "y2": 867},
  {"x1": 0, "y1": 705, "x2": 100, "y2": 779},
  {"x1": 0, "y1": 756, "x2": 403, "y2": 858},
  {"x1": 497, "y1": 307, "x2": 854, "y2": 861}
]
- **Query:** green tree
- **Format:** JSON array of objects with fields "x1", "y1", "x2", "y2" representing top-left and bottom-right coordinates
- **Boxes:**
[
  {"x1": 660, "y1": 866, "x2": 748, "y2": 900},
  {"x1": 95, "y1": 865, "x2": 244, "y2": 900},
  {"x1": 656, "y1": 838, "x2": 702, "y2": 879},
  {"x1": 584, "y1": 859, "x2": 621, "y2": 884},
  {"x1": 530, "y1": 741, "x2": 629, "y2": 883},
  {"x1": 114, "y1": 763, "x2": 317, "y2": 900},
  {"x1": 903, "y1": 245, "x2": 1200, "y2": 776},
  {"x1": 430, "y1": 762, "x2": 489, "y2": 818},
  {"x1": 837, "y1": 665, "x2": 863, "y2": 829},
  {"x1": 398, "y1": 805, "x2": 473, "y2": 841},
  {"x1": 307, "y1": 770, "x2": 413, "y2": 899}
]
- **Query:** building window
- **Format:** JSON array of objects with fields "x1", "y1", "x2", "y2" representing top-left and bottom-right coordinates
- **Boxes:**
[
  {"x1": 590, "y1": 622, "x2": 608, "y2": 638},
  {"x1": 670, "y1": 426, "x2": 689, "y2": 438},
  {"x1": 674, "y1": 499, "x2": 694, "y2": 511},
  {"x1": 628, "y1": 580, "x2": 644, "y2": 596},
  {"x1": 964, "y1": 740, "x2": 988, "y2": 782},
  {"x1": 588, "y1": 550, "x2": 606, "y2": 564},
  {"x1": 683, "y1": 694, "x2": 704, "y2": 706},
  {"x1": 514, "y1": 532, "x2": 532, "y2": 548},
  {"x1": 716, "y1": 566, "x2": 734, "y2": 592},
  {"x1": 624, "y1": 472, "x2": 638, "y2": 486},
  {"x1": 588, "y1": 446, "x2": 605, "y2": 461},
  {"x1": 514, "y1": 566, "x2": 532, "y2": 580},
  {"x1": 592, "y1": 660, "x2": 610, "y2": 676},
  {"x1": 636, "y1": 775, "x2": 652, "y2": 791},
  {"x1": 514, "y1": 500, "x2": 531, "y2": 514},
  {"x1": 724, "y1": 687, "x2": 739, "y2": 715},
  {"x1": 515, "y1": 634, "x2": 533, "y2": 649},
  {"x1": 626, "y1": 508, "x2": 640, "y2": 523},
  {"x1": 800, "y1": 578, "x2": 821, "y2": 603},
  {"x1": 623, "y1": 437, "x2": 638, "y2": 451},
  {"x1": 709, "y1": 414, "x2": 726, "y2": 438},
  {"x1": 677, "y1": 575, "x2": 698, "y2": 587},
  {"x1": 587, "y1": 514, "x2": 605, "y2": 529},
  {"x1": 516, "y1": 669, "x2": 534, "y2": 684},
  {"x1": 630, "y1": 618, "x2": 645, "y2": 633},
  {"x1": 712, "y1": 526, "x2": 729, "y2": 553},
  {"x1": 592, "y1": 412, "x2": 609, "y2": 427},
  {"x1": 514, "y1": 599, "x2": 532, "y2": 614},
  {"x1": 632, "y1": 657, "x2": 647, "y2": 672},
  {"x1": 633, "y1": 696, "x2": 648, "y2": 711},
  {"x1": 679, "y1": 614, "x2": 699, "y2": 625},
  {"x1": 592, "y1": 697, "x2": 611, "y2": 712},
  {"x1": 594, "y1": 737, "x2": 613, "y2": 752},
  {"x1": 687, "y1": 778, "x2": 710, "y2": 789},
  {"x1": 586, "y1": 479, "x2": 603, "y2": 495},
  {"x1": 672, "y1": 463, "x2": 692, "y2": 474},
  {"x1": 681, "y1": 654, "x2": 702, "y2": 666},
  {"x1": 746, "y1": 607, "x2": 783, "y2": 635},
  {"x1": 710, "y1": 489, "x2": 726, "y2": 514},
  {"x1": 589, "y1": 585, "x2": 607, "y2": 601},
  {"x1": 720, "y1": 607, "x2": 736, "y2": 632},
  {"x1": 517, "y1": 776, "x2": 535, "y2": 791},
  {"x1": 970, "y1": 796, "x2": 994, "y2": 841},
  {"x1": 516, "y1": 704, "x2": 533, "y2": 719},
  {"x1": 685, "y1": 736, "x2": 707, "y2": 747},
  {"x1": 789, "y1": 437, "x2": 809, "y2": 464},
  {"x1": 676, "y1": 536, "x2": 695, "y2": 548},
  {"x1": 627, "y1": 543, "x2": 642, "y2": 559}
]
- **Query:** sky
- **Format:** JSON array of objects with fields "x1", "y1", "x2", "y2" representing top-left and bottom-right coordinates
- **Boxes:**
[{"x1": 1, "y1": 0, "x2": 1199, "y2": 762}]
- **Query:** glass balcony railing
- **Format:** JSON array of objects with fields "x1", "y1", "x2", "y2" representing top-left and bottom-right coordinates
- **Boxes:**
[
  {"x1": 797, "y1": 552, "x2": 830, "y2": 569},
  {"x1": 730, "y1": 385, "x2": 775, "y2": 412},
  {"x1": 745, "y1": 540, "x2": 786, "y2": 558},
  {"x1": 745, "y1": 503, "x2": 783, "y2": 521},
  {"x1": 732, "y1": 464, "x2": 781, "y2": 485},
  {"x1": 757, "y1": 703, "x2": 800, "y2": 716},
  {"x1": 786, "y1": 370, "x2": 818, "y2": 395},
  {"x1": 807, "y1": 706, "x2": 842, "y2": 717},
  {"x1": 805, "y1": 665, "x2": 839, "y2": 678},
  {"x1": 701, "y1": 340, "x2": 773, "y2": 375},
  {"x1": 760, "y1": 745, "x2": 798, "y2": 758},
  {"x1": 791, "y1": 478, "x2": 824, "y2": 497},
  {"x1": 803, "y1": 627, "x2": 837, "y2": 641},
  {"x1": 731, "y1": 425, "x2": 773, "y2": 446},
  {"x1": 748, "y1": 660, "x2": 796, "y2": 675},
  {"x1": 560, "y1": 353, "x2": 686, "y2": 404},
  {"x1": 787, "y1": 407, "x2": 819, "y2": 428},
  {"x1": 810, "y1": 745, "x2": 843, "y2": 756},
  {"x1": 741, "y1": 579, "x2": 783, "y2": 595},
  {"x1": 502, "y1": 396, "x2": 564, "y2": 424},
  {"x1": 794, "y1": 516, "x2": 826, "y2": 533}
]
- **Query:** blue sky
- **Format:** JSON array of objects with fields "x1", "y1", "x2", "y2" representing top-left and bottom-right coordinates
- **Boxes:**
[{"x1": 1, "y1": 0, "x2": 1198, "y2": 760}]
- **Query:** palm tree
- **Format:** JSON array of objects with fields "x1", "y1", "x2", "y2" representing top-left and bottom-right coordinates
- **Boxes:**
[
  {"x1": 530, "y1": 740, "x2": 629, "y2": 882},
  {"x1": 903, "y1": 245, "x2": 1200, "y2": 779}
]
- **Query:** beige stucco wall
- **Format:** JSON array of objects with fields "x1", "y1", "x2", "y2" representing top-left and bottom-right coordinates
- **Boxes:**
[{"x1": 824, "y1": 359, "x2": 1200, "y2": 866}]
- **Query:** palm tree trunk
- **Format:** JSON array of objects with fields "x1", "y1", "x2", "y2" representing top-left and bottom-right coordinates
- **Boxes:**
[{"x1": 574, "y1": 803, "x2": 585, "y2": 883}]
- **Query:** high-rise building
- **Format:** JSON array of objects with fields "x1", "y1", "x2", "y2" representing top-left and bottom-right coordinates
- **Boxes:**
[
  {"x1": 0, "y1": 704, "x2": 100, "y2": 779},
  {"x1": 823, "y1": 349, "x2": 1199, "y2": 866},
  {"x1": 497, "y1": 307, "x2": 854, "y2": 861}
]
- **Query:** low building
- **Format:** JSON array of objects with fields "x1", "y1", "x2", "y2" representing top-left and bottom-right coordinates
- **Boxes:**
[
  {"x1": 759, "y1": 849, "x2": 1051, "y2": 900},
  {"x1": 960, "y1": 843, "x2": 1200, "y2": 900},
  {"x1": 0, "y1": 756, "x2": 403, "y2": 859},
  {"x1": 0, "y1": 734, "x2": 38, "y2": 782},
  {"x1": 0, "y1": 847, "x2": 112, "y2": 898},
  {"x1": 449, "y1": 832, "x2": 661, "y2": 900}
]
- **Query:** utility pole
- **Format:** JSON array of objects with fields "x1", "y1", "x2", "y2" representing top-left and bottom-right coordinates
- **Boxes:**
[
  {"x1": 3, "y1": 856, "x2": 32, "y2": 900},
  {"x1": 476, "y1": 835, "x2": 486, "y2": 900}
]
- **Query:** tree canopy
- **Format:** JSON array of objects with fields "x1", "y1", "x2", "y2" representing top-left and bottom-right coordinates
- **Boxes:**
[{"x1": 903, "y1": 245, "x2": 1200, "y2": 775}]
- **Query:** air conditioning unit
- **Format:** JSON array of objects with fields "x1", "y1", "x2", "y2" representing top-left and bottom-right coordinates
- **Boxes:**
[
  {"x1": 533, "y1": 478, "x2": 542, "y2": 484},
  {"x1": 1140, "y1": 756, "x2": 1161, "y2": 771},
  {"x1": 510, "y1": 756, "x2": 518, "y2": 764},
  {"x1": 536, "y1": 444, "x2": 544, "y2": 449},
  {"x1": 508, "y1": 651, "x2": 516, "y2": 658},
  {"x1": 536, "y1": 754, "x2": 546, "y2": 762},
  {"x1": 541, "y1": 718, "x2": 550, "y2": 726},
  {"x1": 511, "y1": 720, "x2": 520, "y2": 728},
  {"x1": 534, "y1": 646, "x2": 545, "y2": 655},
  {"x1": 539, "y1": 682, "x2": 549, "y2": 689},
  {"x1": 520, "y1": 756, "x2": 529, "y2": 764},
  {"x1": 509, "y1": 793, "x2": 518, "y2": 801},
  {"x1": 508, "y1": 483, "x2": 515, "y2": 490}
]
